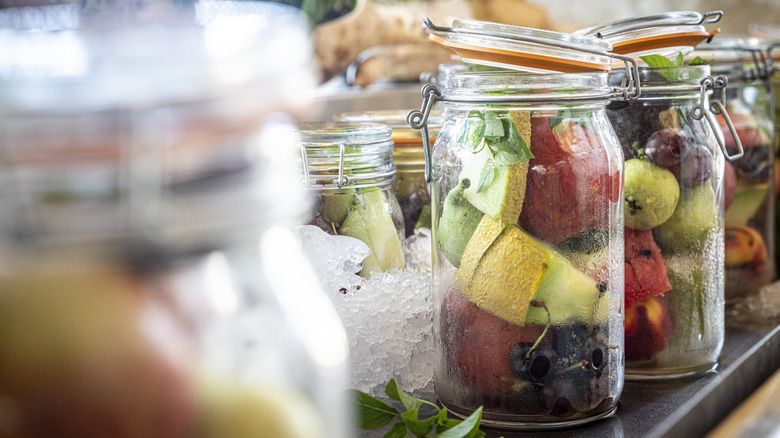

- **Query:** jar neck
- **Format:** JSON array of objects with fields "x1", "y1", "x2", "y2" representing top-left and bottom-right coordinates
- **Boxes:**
[
  {"x1": 610, "y1": 65, "x2": 711, "y2": 100},
  {"x1": 440, "y1": 71, "x2": 615, "y2": 109},
  {"x1": 300, "y1": 123, "x2": 396, "y2": 190}
]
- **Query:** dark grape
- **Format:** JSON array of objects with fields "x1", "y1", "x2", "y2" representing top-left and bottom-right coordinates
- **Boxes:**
[
  {"x1": 644, "y1": 128, "x2": 689, "y2": 168},
  {"x1": 731, "y1": 145, "x2": 771, "y2": 182},
  {"x1": 509, "y1": 343, "x2": 557, "y2": 382},
  {"x1": 669, "y1": 143, "x2": 713, "y2": 189}
]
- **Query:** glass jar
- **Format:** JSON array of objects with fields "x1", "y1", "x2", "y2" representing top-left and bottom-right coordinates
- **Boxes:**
[
  {"x1": 299, "y1": 122, "x2": 406, "y2": 277},
  {"x1": 694, "y1": 40, "x2": 776, "y2": 300},
  {"x1": 415, "y1": 19, "x2": 633, "y2": 428},
  {"x1": 0, "y1": 4, "x2": 349, "y2": 438},
  {"x1": 606, "y1": 65, "x2": 730, "y2": 379},
  {"x1": 333, "y1": 110, "x2": 443, "y2": 236}
]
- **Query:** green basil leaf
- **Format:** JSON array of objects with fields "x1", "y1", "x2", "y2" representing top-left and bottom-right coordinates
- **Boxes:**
[
  {"x1": 385, "y1": 379, "x2": 422, "y2": 412},
  {"x1": 689, "y1": 56, "x2": 712, "y2": 66},
  {"x1": 383, "y1": 421, "x2": 407, "y2": 438},
  {"x1": 640, "y1": 54, "x2": 675, "y2": 68},
  {"x1": 674, "y1": 52, "x2": 685, "y2": 66},
  {"x1": 437, "y1": 407, "x2": 483, "y2": 438},
  {"x1": 349, "y1": 389, "x2": 400, "y2": 430},
  {"x1": 400, "y1": 408, "x2": 436, "y2": 436},
  {"x1": 483, "y1": 111, "x2": 505, "y2": 138},
  {"x1": 493, "y1": 150, "x2": 523, "y2": 166},
  {"x1": 550, "y1": 111, "x2": 571, "y2": 138},
  {"x1": 462, "y1": 112, "x2": 486, "y2": 152},
  {"x1": 504, "y1": 119, "x2": 534, "y2": 162},
  {"x1": 477, "y1": 159, "x2": 496, "y2": 193}
]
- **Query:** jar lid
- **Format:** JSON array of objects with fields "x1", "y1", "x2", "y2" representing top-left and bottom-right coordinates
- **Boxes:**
[
  {"x1": 574, "y1": 11, "x2": 722, "y2": 58},
  {"x1": 692, "y1": 36, "x2": 774, "y2": 81},
  {"x1": 299, "y1": 122, "x2": 396, "y2": 190},
  {"x1": 425, "y1": 17, "x2": 615, "y2": 73}
]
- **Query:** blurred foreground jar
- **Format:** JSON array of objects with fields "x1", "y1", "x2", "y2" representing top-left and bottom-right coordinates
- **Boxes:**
[
  {"x1": 299, "y1": 122, "x2": 406, "y2": 277},
  {"x1": 334, "y1": 110, "x2": 442, "y2": 237},
  {"x1": 607, "y1": 65, "x2": 731, "y2": 378},
  {"x1": 415, "y1": 18, "x2": 634, "y2": 429},
  {"x1": 694, "y1": 39, "x2": 776, "y2": 300},
  {"x1": 0, "y1": 3, "x2": 349, "y2": 438}
]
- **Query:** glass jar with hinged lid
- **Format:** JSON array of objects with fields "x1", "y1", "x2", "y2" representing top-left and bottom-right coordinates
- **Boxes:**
[
  {"x1": 408, "y1": 18, "x2": 641, "y2": 429},
  {"x1": 299, "y1": 122, "x2": 406, "y2": 277},
  {"x1": 333, "y1": 110, "x2": 443, "y2": 237},
  {"x1": 692, "y1": 38, "x2": 776, "y2": 301},
  {"x1": 0, "y1": 3, "x2": 349, "y2": 438},
  {"x1": 579, "y1": 11, "x2": 733, "y2": 380}
]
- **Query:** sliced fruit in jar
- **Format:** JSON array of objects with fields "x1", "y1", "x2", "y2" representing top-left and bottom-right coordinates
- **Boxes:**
[
  {"x1": 624, "y1": 228, "x2": 672, "y2": 311},
  {"x1": 664, "y1": 254, "x2": 722, "y2": 356},
  {"x1": 724, "y1": 182, "x2": 768, "y2": 226},
  {"x1": 724, "y1": 161, "x2": 736, "y2": 212},
  {"x1": 625, "y1": 295, "x2": 671, "y2": 362},
  {"x1": 320, "y1": 192, "x2": 354, "y2": 224},
  {"x1": 623, "y1": 158, "x2": 680, "y2": 230},
  {"x1": 443, "y1": 289, "x2": 546, "y2": 395},
  {"x1": 724, "y1": 224, "x2": 767, "y2": 267},
  {"x1": 519, "y1": 117, "x2": 621, "y2": 245},
  {"x1": 653, "y1": 182, "x2": 719, "y2": 253},
  {"x1": 454, "y1": 215, "x2": 607, "y2": 327},
  {"x1": 459, "y1": 140, "x2": 529, "y2": 224},
  {"x1": 436, "y1": 179, "x2": 485, "y2": 267},
  {"x1": 340, "y1": 188, "x2": 405, "y2": 277}
]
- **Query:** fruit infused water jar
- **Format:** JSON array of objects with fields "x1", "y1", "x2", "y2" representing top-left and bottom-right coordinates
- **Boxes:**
[
  {"x1": 606, "y1": 65, "x2": 732, "y2": 378},
  {"x1": 0, "y1": 4, "x2": 350, "y2": 438},
  {"x1": 414, "y1": 18, "x2": 638, "y2": 429},
  {"x1": 578, "y1": 10, "x2": 729, "y2": 379},
  {"x1": 693, "y1": 39, "x2": 776, "y2": 300},
  {"x1": 299, "y1": 122, "x2": 406, "y2": 277},
  {"x1": 333, "y1": 110, "x2": 443, "y2": 236}
]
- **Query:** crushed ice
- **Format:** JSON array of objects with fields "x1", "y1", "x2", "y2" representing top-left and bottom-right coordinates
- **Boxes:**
[{"x1": 298, "y1": 225, "x2": 434, "y2": 398}]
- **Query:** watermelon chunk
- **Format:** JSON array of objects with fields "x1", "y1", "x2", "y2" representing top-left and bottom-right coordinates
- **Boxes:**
[{"x1": 625, "y1": 228, "x2": 672, "y2": 310}]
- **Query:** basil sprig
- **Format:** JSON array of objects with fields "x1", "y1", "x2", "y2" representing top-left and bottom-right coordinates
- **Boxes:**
[
  {"x1": 461, "y1": 110, "x2": 534, "y2": 193},
  {"x1": 350, "y1": 379, "x2": 485, "y2": 437}
]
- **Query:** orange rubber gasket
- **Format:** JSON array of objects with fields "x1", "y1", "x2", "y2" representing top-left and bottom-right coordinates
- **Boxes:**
[{"x1": 428, "y1": 34, "x2": 609, "y2": 73}]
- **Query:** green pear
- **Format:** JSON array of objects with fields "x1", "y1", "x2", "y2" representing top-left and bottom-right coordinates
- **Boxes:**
[{"x1": 436, "y1": 179, "x2": 485, "y2": 267}]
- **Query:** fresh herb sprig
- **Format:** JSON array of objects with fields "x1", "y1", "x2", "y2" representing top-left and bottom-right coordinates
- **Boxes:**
[
  {"x1": 461, "y1": 111, "x2": 534, "y2": 193},
  {"x1": 350, "y1": 379, "x2": 486, "y2": 437},
  {"x1": 640, "y1": 53, "x2": 712, "y2": 81}
]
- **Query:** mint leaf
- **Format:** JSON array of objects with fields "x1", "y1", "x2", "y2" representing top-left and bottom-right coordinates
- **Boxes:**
[
  {"x1": 438, "y1": 407, "x2": 484, "y2": 438},
  {"x1": 462, "y1": 111, "x2": 486, "y2": 152},
  {"x1": 401, "y1": 408, "x2": 437, "y2": 436},
  {"x1": 640, "y1": 54, "x2": 676, "y2": 68},
  {"x1": 689, "y1": 56, "x2": 712, "y2": 66},
  {"x1": 385, "y1": 379, "x2": 423, "y2": 412},
  {"x1": 383, "y1": 422, "x2": 407, "y2": 438},
  {"x1": 477, "y1": 159, "x2": 496, "y2": 193},
  {"x1": 349, "y1": 389, "x2": 399, "y2": 430},
  {"x1": 674, "y1": 52, "x2": 684, "y2": 66},
  {"x1": 483, "y1": 111, "x2": 505, "y2": 139}
]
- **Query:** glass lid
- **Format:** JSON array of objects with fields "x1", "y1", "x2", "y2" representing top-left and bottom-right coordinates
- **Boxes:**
[
  {"x1": 425, "y1": 17, "x2": 614, "y2": 73},
  {"x1": 574, "y1": 10, "x2": 722, "y2": 58}
]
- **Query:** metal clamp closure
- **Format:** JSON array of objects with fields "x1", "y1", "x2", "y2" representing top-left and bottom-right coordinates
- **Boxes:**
[
  {"x1": 300, "y1": 142, "x2": 350, "y2": 189},
  {"x1": 407, "y1": 83, "x2": 441, "y2": 183},
  {"x1": 692, "y1": 75, "x2": 743, "y2": 161}
]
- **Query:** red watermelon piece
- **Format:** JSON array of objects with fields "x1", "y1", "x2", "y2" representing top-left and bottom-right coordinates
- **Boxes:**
[
  {"x1": 625, "y1": 228, "x2": 672, "y2": 310},
  {"x1": 518, "y1": 117, "x2": 621, "y2": 245}
]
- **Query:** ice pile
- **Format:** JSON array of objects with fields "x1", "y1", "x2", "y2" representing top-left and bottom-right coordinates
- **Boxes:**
[{"x1": 299, "y1": 225, "x2": 434, "y2": 398}]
